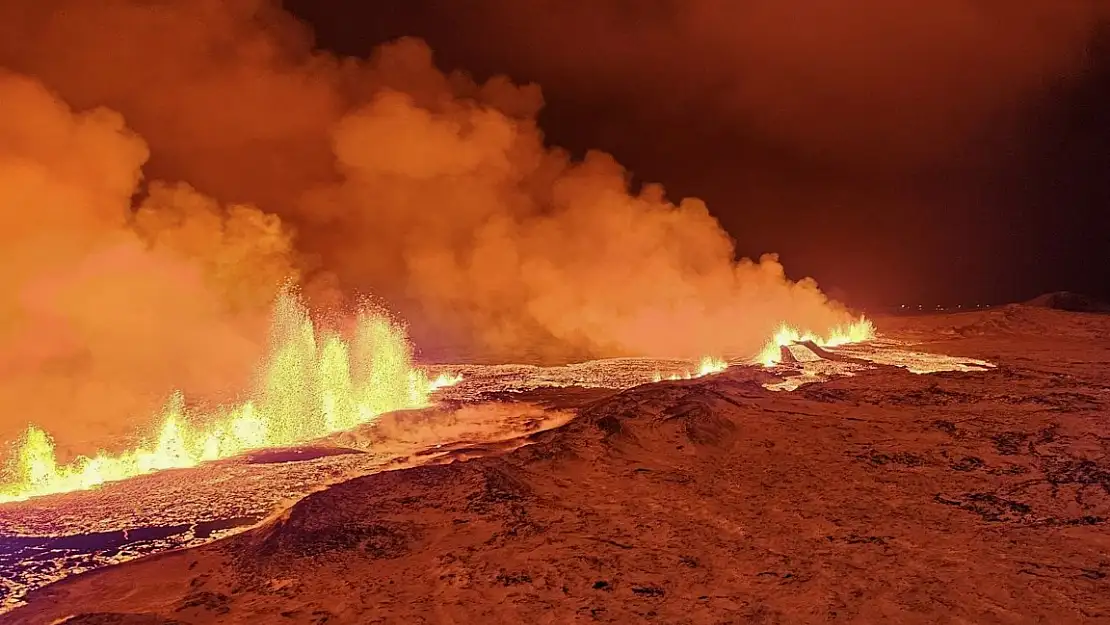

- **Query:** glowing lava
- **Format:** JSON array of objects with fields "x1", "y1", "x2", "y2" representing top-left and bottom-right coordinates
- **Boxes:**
[
  {"x1": 651, "y1": 356, "x2": 728, "y2": 382},
  {"x1": 756, "y1": 317, "x2": 876, "y2": 366},
  {"x1": 428, "y1": 372, "x2": 465, "y2": 391},
  {"x1": 0, "y1": 291, "x2": 460, "y2": 504}
]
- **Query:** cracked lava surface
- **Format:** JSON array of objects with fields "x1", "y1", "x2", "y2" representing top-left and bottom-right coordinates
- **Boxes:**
[{"x1": 4, "y1": 305, "x2": 1109, "y2": 623}]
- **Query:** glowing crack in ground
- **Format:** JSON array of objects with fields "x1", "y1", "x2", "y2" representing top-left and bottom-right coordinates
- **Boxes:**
[
  {"x1": 0, "y1": 342, "x2": 996, "y2": 613},
  {"x1": 759, "y1": 338, "x2": 996, "y2": 392},
  {"x1": 0, "y1": 355, "x2": 722, "y2": 613}
]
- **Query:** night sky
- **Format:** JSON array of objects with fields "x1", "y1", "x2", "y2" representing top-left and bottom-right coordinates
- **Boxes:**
[{"x1": 286, "y1": 1, "x2": 1110, "y2": 309}]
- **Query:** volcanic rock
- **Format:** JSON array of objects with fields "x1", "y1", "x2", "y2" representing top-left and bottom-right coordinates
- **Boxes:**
[
  {"x1": 6, "y1": 308, "x2": 1110, "y2": 624},
  {"x1": 1024, "y1": 291, "x2": 1110, "y2": 313}
]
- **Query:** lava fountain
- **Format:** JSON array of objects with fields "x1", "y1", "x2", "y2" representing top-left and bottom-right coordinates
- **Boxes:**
[
  {"x1": 755, "y1": 317, "x2": 876, "y2": 366},
  {"x1": 0, "y1": 290, "x2": 459, "y2": 504}
]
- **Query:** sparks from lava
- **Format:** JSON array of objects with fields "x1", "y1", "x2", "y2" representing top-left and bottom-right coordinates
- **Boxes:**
[
  {"x1": 0, "y1": 289, "x2": 462, "y2": 504},
  {"x1": 755, "y1": 317, "x2": 876, "y2": 367}
]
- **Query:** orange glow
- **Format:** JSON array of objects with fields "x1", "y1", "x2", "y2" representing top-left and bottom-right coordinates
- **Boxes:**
[
  {"x1": 0, "y1": 290, "x2": 460, "y2": 504},
  {"x1": 651, "y1": 356, "x2": 728, "y2": 382},
  {"x1": 428, "y1": 372, "x2": 464, "y2": 391},
  {"x1": 755, "y1": 317, "x2": 876, "y2": 366}
]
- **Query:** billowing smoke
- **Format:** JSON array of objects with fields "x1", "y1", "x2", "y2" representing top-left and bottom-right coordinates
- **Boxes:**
[
  {"x1": 0, "y1": 71, "x2": 295, "y2": 451},
  {"x1": 307, "y1": 83, "x2": 850, "y2": 360},
  {"x1": 1, "y1": 0, "x2": 1102, "y2": 449},
  {"x1": 0, "y1": 0, "x2": 858, "y2": 368}
]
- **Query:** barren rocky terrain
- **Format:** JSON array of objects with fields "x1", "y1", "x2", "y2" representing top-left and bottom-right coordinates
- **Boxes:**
[{"x1": 5, "y1": 305, "x2": 1110, "y2": 624}]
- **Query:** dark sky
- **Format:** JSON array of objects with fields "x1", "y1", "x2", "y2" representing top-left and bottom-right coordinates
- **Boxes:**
[{"x1": 284, "y1": 0, "x2": 1109, "y2": 309}]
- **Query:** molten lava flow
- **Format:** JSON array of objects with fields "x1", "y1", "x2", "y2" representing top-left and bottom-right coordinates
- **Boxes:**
[
  {"x1": 756, "y1": 317, "x2": 876, "y2": 366},
  {"x1": 428, "y1": 372, "x2": 464, "y2": 391},
  {"x1": 0, "y1": 291, "x2": 460, "y2": 504},
  {"x1": 651, "y1": 356, "x2": 728, "y2": 382}
]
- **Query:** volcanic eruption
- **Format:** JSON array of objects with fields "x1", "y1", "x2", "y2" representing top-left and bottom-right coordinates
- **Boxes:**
[
  {"x1": 0, "y1": 0, "x2": 874, "y2": 504},
  {"x1": 0, "y1": 288, "x2": 466, "y2": 503},
  {"x1": 1, "y1": 2, "x2": 1108, "y2": 623}
]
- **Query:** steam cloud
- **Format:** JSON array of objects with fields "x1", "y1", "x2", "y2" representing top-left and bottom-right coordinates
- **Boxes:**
[
  {"x1": 0, "y1": 0, "x2": 1103, "y2": 451},
  {"x1": 0, "y1": 70, "x2": 294, "y2": 451}
]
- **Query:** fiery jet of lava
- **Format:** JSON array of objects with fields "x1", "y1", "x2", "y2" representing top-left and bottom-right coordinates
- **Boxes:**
[
  {"x1": 755, "y1": 317, "x2": 876, "y2": 366},
  {"x1": 0, "y1": 291, "x2": 460, "y2": 504}
]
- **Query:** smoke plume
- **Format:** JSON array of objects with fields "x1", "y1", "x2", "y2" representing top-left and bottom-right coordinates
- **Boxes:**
[
  {"x1": 0, "y1": 0, "x2": 862, "y2": 372},
  {"x1": 9, "y1": 0, "x2": 1101, "y2": 448},
  {"x1": 0, "y1": 71, "x2": 295, "y2": 452}
]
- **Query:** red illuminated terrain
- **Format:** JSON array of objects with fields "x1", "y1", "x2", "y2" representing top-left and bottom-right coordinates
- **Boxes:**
[{"x1": 6, "y1": 305, "x2": 1110, "y2": 624}]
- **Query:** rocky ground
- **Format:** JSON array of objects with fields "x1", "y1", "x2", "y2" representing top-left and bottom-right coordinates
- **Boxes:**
[{"x1": 5, "y1": 305, "x2": 1110, "y2": 624}]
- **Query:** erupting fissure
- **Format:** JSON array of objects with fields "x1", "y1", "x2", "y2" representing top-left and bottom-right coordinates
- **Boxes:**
[
  {"x1": 0, "y1": 290, "x2": 461, "y2": 504},
  {"x1": 0, "y1": 301, "x2": 874, "y2": 504},
  {"x1": 651, "y1": 356, "x2": 729, "y2": 382},
  {"x1": 755, "y1": 317, "x2": 876, "y2": 367}
]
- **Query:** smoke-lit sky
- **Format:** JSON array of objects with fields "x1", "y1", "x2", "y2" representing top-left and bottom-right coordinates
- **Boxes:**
[
  {"x1": 287, "y1": 0, "x2": 1110, "y2": 308},
  {"x1": 0, "y1": 0, "x2": 1107, "y2": 453},
  {"x1": 0, "y1": 0, "x2": 880, "y2": 448}
]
